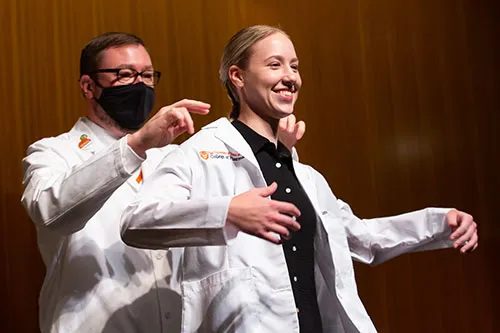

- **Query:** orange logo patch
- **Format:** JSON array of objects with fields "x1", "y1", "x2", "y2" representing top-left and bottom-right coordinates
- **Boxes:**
[
  {"x1": 198, "y1": 151, "x2": 243, "y2": 161},
  {"x1": 135, "y1": 170, "x2": 143, "y2": 184},
  {"x1": 199, "y1": 151, "x2": 209, "y2": 160},
  {"x1": 78, "y1": 134, "x2": 91, "y2": 149}
]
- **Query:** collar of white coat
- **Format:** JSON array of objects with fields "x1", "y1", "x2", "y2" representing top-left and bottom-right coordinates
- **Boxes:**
[
  {"x1": 202, "y1": 117, "x2": 317, "y2": 206},
  {"x1": 204, "y1": 117, "x2": 261, "y2": 169},
  {"x1": 70, "y1": 117, "x2": 119, "y2": 152}
]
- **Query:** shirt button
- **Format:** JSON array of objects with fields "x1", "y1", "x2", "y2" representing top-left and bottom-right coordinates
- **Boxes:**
[
  {"x1": 292, "y1": 245, "x2": 297, "y2": 252},
  {"x1": 275, "y1": 162, "x2": 282, "y2": 168},
  {"x1": 293, "y1": 276, "x2": 298, "y2": 282},
  {"x1": 285, "y1": 187, "x2": 292, "y2": 194}
]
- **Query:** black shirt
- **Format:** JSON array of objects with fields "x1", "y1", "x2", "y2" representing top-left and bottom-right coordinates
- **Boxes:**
[{"x1": 232, "y1": 120, "x2": 323, "y2": 332}]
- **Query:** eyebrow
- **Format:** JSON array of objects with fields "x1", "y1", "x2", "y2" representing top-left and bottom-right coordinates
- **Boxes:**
[
  {"x1": 264, "y1": 55, "x2": 299, "y2": 63},
  {"x1": 114, "y1": 64, "x2": 154, "y2": 70}
]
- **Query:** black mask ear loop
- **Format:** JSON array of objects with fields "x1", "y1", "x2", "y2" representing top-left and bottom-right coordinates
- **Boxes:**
[{"x1": 86, "y1": 74, "x2": 105, "y2": 103}]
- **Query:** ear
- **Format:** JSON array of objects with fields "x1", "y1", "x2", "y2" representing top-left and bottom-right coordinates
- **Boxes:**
[
  {"x1": 79, "y1": 75, "x2": 96, "y2": 99},
  {"x1": 228, "y1": 65, "x2": 245, "y2": 89}
]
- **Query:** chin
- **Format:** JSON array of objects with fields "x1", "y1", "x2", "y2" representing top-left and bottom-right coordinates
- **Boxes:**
[{"x1": 275, "y1": 108, "x2": 294, "y2": 117}]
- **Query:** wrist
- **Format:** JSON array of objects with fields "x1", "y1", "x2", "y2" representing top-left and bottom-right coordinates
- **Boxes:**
[
  {"x1": 127, "y1": 133, "x2": 147, "y2": 158},
  {"x1": 226, "y1": 198, "x2": 240, "y2": 225}
]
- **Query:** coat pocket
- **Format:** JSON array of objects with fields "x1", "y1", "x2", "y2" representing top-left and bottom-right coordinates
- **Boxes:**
[{"x1": 181, "y1": 266, "x2": 262, "y2": 333}]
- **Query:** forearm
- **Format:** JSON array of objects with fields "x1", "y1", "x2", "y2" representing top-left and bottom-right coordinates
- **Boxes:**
[
  {"x1": 346, "y1": 206, "x2": 453, "y2": 266},
  {"x1": 22, "y1": 137, "x2": 142, "y2": 234},
  {"x1": 312, "y1": 169, "x2": 453, "y2": 266},
  {"x1": 121, "y1": 195, "x2": 235, "y2": 249}
]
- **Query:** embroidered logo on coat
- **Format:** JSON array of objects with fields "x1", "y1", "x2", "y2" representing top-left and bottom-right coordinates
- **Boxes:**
[
  {"x1": 136, "y1": 170, "x2": 143, "y2": 184},
  {"x1": 199, "y1": 151, "x2": 244, "y2": 161},
  {"x1": 199, "y1": 151, "x2": 209, "y2": 160},
  {"x1": 78, "y1": 134, "x2": 92, "y2": 149}
]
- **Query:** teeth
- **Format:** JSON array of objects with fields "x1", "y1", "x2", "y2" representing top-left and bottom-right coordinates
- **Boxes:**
[{"x1": 279, "y1": 90, "x2": 292, "y2": 97}]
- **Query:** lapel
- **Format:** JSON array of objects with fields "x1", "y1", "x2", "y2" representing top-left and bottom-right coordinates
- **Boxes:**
[
  {"x1": 69, "y1": 117, "x2": 109, "y2": 155},
  {"x1": 293, "y1": 161, "x2": 320, "y2": 211},
  {"x1": 212, "y1": 118, "x2": 259, "y2": 168},
  {"x1": 211, "y1": 118, "x2": 268, "y2": 188},
  {"x1": 206, "y1": 117, "x2": 270, "y2": 188}
]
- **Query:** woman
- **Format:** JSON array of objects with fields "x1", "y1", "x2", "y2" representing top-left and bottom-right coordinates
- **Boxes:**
[{"x1": 121, "y1": 25, "x2": 478, "y2": 333}]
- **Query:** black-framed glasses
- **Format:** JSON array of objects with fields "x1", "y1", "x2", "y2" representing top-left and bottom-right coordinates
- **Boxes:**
[{"x1": 89, "y1": 68, "x2": 161, "y2": 86}]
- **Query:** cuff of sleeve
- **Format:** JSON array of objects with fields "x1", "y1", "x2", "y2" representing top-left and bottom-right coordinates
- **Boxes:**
[
  {"x1": 121, "y1": 135, "x2": 145, "y2": 174},
  {"x1": 428, "y1": 207, "x2": 454, "y2": 242},
  {"x1": 205, "y1": 196, "x2": 239, "y2": 243},
  {"x1": 224, "y1": 220, "x2": 240, "y2": 243}
]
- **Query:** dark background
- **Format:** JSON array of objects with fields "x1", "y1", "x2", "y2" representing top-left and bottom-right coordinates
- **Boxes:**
[{"x1": 1, "y1": 0, "x2": 498, "y2": 331}]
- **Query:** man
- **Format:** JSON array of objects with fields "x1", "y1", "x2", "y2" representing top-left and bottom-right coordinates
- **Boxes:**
[
  {"x1": 21, "y1": 32, "x2": 304, "y2": 333},
  {"x1": 21, "y1": 32, "x2": 211, "y2": 333}
]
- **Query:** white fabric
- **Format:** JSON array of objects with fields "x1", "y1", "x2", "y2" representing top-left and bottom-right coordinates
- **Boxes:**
[
  {"x1": 22, "y1": 117, "x2": 182, "y2": 333},
  {"x1": 121, "y1": 117, "x2": 454, "y2": 333}
]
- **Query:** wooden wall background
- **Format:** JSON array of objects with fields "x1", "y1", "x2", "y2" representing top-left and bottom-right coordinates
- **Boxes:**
[{"x1": 1, "y1": 0, "x2": 498, "y2": 332}]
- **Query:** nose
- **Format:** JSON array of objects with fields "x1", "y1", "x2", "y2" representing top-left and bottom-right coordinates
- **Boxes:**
[
  {"x1": 134, "y1": 74, "x2": 144, "y2": 84},
  {"x1": 283, "y1": 67, "x2": 298, "y2": 84},
  {"x1": 283, "y1": 73, "x2": 298, "y2": 89}
]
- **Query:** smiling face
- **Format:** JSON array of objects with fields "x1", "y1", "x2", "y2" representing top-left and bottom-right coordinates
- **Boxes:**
[{"x1": 232, "y1": 32, "x2": 302, "y2": 120}]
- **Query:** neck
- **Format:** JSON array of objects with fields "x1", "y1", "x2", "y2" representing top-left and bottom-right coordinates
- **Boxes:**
[
  {"x1": 87, "y1": 102, "x2": 129, "y2": 138},
  {"x1": 237, "y1": 104, "x2": 279, "y2": 146}
]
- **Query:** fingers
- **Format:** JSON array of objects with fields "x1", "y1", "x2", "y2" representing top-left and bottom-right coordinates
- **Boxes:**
[
  {"x1": 446, "y1": 209, "x2": 458, "y2": 228},
  {"x1": 183, "y1": 108, "x2": 195, "y2": 134},
  {"x1": 259, "y1": 182, "x2": 278, "y2": 198},
  {"x1": 460, "y1": 231, "x2": 478, "y2": 253},
  {"x1": 265, "y1": 223, "x2": 291, "y2": 241},
  {"x1": 261, "y1": 231, "x2": 283, "y2": 245},
  {"x1": 278, "y1": 115, "x2": 297, "y2": 132},
  {"x1": 449, "y1": 210, "x2": 472, "y2": 240},
  {"x1": 166, "y1": 107, "x2": 197, "y2": 135},
  {"x1": 295, "y1": 121, "x2": 306, "y2": 141},
  {"x1": 277, "y1": 115, "x2": 305, "y2": 150},
  {"x1": 447, "y1": 209, "x2": 479, "y2": 254},
  {"x1": 259, "y1": 216, "x2": 300, "y2": 244},
  {"x1": 453, "y1": 221, "x2": 477, "y2": 249},
  {"x1": 271, "y1": 201, "x2": 301, "y2": 222},
  {"x1": 167, "y1": 107, "x2": 188, "y2": 131},
  {"x1": 286, "y1": 114, "x2": 296, "y2": 133},
  {"x1": 270, "y1": 211, "x2": 301, "y2": 232},
  {"x1": 170, "y1": 99, "x2": 210, "y2": 114},
  {"x1": 278, "y1": 117, "x2": 288, "y2": 132}
]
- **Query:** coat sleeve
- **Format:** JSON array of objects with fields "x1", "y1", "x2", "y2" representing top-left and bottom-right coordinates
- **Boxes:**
[
  {"x1": 21, "y1": 136, "x2": 143, "y2": 234},
  {"x1": 312, "y1": 168, "x2": 453, "y2": 266},
  {"x1": 120, "y1": 147, "x2": 236, "y2": 250}
]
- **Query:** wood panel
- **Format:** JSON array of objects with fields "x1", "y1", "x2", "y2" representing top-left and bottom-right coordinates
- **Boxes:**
[{"x1": 1, "y1": 0, "x2": 498, "y2": 331}]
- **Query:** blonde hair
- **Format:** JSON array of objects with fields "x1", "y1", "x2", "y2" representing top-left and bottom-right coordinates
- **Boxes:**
[{"x1": 219, "y1": 25, "x2": 288, "y2": 119}]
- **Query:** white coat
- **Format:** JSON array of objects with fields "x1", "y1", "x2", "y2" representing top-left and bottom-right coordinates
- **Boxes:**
[
  {"x1": 21, "y1": 117, "x2": 182, "y2": 333},
  {"x1": 121, "y1": 117, "x2": 454, "y2": 333}
]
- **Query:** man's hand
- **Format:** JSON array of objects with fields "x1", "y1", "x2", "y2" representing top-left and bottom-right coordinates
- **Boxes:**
[
  {"x1": 447, "y1": 209, "x2": 478, "y2": 253},
  {"x1": 128, "y1": 99, "x2": 210, "y2": 157},
  {"x1": 227, "y1": 182, "x2": 301, "y2": 244},
  {"x1": 278, "y1": 114, "x2": 306, "y2": 151}
]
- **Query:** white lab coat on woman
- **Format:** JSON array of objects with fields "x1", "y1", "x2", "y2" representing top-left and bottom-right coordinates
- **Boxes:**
[
  {"x1": 121, "y1": 117, "x2": 453, "y2": 333},
  {"x1": 21, "y1": 117, "x2": 182, "y2": 333}
]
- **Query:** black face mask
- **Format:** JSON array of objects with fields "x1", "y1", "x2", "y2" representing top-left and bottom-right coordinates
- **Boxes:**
[{"x1": 95, "y1": 82, "x2": 155, "y2": 130}]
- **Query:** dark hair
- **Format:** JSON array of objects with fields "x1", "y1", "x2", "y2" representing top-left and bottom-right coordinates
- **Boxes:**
[{"x1": 80, "y1": 32, "x2": 145, "y2": 77}]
